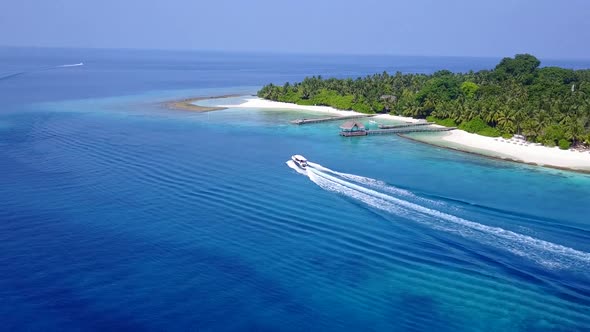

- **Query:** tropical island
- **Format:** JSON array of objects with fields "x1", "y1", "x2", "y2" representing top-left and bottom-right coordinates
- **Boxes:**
[{"x1": 258, "y1": 54, "x2": 590, "y2": 150}]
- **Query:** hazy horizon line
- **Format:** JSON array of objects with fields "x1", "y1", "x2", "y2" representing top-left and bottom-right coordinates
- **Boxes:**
[{"x1": 2, "y1": 44, "x2": 590, "y2": 62}]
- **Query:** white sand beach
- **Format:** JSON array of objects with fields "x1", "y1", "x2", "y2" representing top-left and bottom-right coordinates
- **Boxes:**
[
  {"x1": 216, "y1": 98, "x2": 357, "y2": 116},
  {"x1": 441, "y1": 130, "x2": 590, "y2": 171},
  {"x1": 216, "y1": 97, "x2": 424, "y2": 123},
  {"x1": 212, "y1": 97, "x2": 590, "y2": 172}
]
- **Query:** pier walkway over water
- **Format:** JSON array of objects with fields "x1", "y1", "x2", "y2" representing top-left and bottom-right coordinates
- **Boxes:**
[
  {"x1": 367, "y1": 126, "x2": 456, "y2": 135},
  {"x1": 338, "y1": 119, "x2": 456, "y2": 136},
  {"x1": 377, "y1": 121, "x2": 433, "y2": 129},
  {"x1": 291, "y1": 114, "x2": 375, "y2": 125}
]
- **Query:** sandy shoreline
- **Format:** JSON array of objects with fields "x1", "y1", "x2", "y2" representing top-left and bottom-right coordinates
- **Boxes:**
[
  {"x1": 175, "y1": 95, "x2": 590, "y2": 173},
  {"x1": 165, "y1": 94, "x2": 245, "y2": 112},
  {"x1": 216, "y1": 97, "x2": 424, "y2": 123},
  {"x1": 438, "y1": 130, "x2": 590, "y2": 172},
  {"x1": 216, "y1": 97, "x2": 361, "y2": 116}
]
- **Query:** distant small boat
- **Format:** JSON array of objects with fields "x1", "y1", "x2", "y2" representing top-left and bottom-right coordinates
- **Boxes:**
[
  {"x1": 291, "y1": 155, "x2": 308, "y2": 169},
  {"x1": 59, "y1": 63, "x2": 84, "y2": 67}
]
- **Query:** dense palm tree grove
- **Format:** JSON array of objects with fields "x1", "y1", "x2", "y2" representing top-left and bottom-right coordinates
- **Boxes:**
[{"x1": 258, "y1": 54, "x2": 590, "y2": 149}]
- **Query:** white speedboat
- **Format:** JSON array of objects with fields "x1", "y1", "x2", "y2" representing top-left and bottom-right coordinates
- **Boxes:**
[{"x1": 291, "y1": 155, "x2": 308, "y2": 169}]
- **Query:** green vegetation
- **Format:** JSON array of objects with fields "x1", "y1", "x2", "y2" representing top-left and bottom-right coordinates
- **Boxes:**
[
  {"x1": 426, "y1": 116, "x2": 456, "y2": 127},
  {"x1": 458, "y1": 118, "x2": 501, "y2": 137},
  {"x1": 258, "y1": 54, "x2": 590, "y2": 148},
  {"x1": 559, "y1": 139, "x2": 571, "y2": 150}
]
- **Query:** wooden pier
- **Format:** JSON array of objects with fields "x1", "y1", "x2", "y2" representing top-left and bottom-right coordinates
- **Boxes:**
[
  {"x1": 291, "y1": 114, "x2": 375, "y2": 125},
  {"x1": 377, "y1": 122, "x2": 433, "y2": 129},
  {"x1": 366, "y1": 126, "x2": 456, "y2": 135}
]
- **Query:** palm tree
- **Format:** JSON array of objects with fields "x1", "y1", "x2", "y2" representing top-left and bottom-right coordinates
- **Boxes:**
[
  {"x1": 522, "y1": 118, "x2": 541, "y2": 140},
  {"x1": 535, "y1": 110, "x2": 551, "y2": 130},
  {"x1": 485, "y1": 102, "x2": 500, "y2": 125},
  {"x1": 513, "y1": 109, "x2": 526, "y2": 135},
  {"x1": 497, "y1": 107, "x2": 516, "y2": 133},
  {"x1": 566, "y1": 116, "x2": 588, "y2": 146}
]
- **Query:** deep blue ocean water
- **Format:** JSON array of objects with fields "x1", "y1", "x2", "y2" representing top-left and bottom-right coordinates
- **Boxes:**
[{"x1": 1, "y1": 47, "x2": 590, "y2": 331}]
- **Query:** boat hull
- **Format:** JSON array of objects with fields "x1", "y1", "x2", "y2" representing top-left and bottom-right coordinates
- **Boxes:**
[{"x1": 291, "y1": 155, "x2": 308, "y2": 169}]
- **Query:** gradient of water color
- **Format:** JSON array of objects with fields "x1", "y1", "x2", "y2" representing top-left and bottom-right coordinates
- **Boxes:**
[{"x1": 1, "y1": 47, "x2": 589, "y2": 331}]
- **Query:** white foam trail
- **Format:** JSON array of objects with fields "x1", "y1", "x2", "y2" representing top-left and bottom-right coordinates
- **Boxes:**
[
  {"x1": 296, "y1": 161, "x2": 590, "y2": 270},
  {"x1": 0, "y1": 63, "x2": 84, "y2": 81},
  {"x1": 286, "y1": 160, "x2": 308, "y2": 175},
  {"x1": 308, "y1": 162, "x2": 447, "y2": 208},
  {"x1": 57, "y1": 63, "x2": 84, "y2": 68},
  {"x1": 309, "y1": 162, "x2": 394, "y2": 191}
]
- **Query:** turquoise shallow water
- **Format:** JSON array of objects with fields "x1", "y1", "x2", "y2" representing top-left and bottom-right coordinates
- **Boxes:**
[{"x1": 1, "y1": 47, "x2": 590, "y2": 331}]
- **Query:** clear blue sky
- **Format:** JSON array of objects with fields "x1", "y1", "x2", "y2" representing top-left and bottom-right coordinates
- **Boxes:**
[{"x1": 1, "y1": 0, "x2": 589, "y2": 59}]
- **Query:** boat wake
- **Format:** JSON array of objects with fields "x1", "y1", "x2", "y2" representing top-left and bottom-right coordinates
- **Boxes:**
[
  {"x1": 0, "y1": 63, "x2": 84, "y2": 81},
  {"x1": 287, "y1": 159, "x2": 590, "y2": 270},
  {"x1": 56, "y1": 63, "x2": 84, "y2": 68}
]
